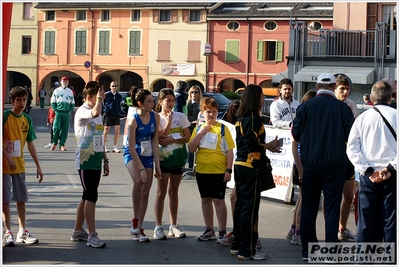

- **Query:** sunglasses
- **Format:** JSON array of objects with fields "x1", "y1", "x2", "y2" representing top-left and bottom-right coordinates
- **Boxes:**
[
  {"x1": 111, "y1": 85, "x2": 118, "y2": 87},
  {"x1": 191, "y1": 91, "x2": 199, "y2": 94}
]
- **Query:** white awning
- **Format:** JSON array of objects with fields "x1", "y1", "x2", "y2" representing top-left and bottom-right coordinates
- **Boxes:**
[
  {"x1": 272, "y1": 70, "x2": 288, "y2": 83},
  {"x1": 294, "y1": 66, "x2": 375, "y2": 84}
]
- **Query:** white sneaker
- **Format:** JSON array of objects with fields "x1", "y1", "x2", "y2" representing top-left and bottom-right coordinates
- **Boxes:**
[
  {"x1": 44, "y1": 143, "x2": 52, "y2": 148},
  {"x1": 112, "y1": 147, "x2": 121, "y2": 153},
  {"x1": 16, "y1": 230, "x2": 38, "y2": 244},
  {"x1": 4, "y1": 231, "x2": 15, "y2": 247},
  {"x1": 168, "y1": 225, "x2": 186, "y2": 238},
  {"x1": 86, "y1": 232, "x2": 106, "y2": 248},
  {"x1": 154, "y1": 227, "x2": 167, "y2": 240},
  {"x1": 136, "y1": 229, "x2": 149, "y2": 242}
]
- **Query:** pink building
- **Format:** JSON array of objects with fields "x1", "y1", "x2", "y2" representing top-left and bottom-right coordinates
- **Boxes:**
[{"x1": 207, "y1": 2, "x2": 333, "y2": 92}]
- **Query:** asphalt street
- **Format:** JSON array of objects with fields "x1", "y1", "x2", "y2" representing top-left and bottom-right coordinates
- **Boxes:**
[{"x1": 2, "y1": 104, "x2": 357, "y2": 265}]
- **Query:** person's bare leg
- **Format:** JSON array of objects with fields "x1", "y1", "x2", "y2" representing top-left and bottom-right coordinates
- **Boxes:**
[
  {"x1": 201, "y1": 197, "x2": 214, "y2": 229},
  {"x1": 154, "y1": 173, "x2": 169, "y2": 226},
  {"x1": 73, "y1": 199, "x2": 85, "y2": 231},
  {"x1": 103, "y1": 126, "x2": 111, "y2": 150},
  {"x1": 339, "y1": 180, "x2": 355, "y2": 232},
  {"x1": 84, "y1": 201, "x2": 96, "y2": 234},
  {"x1": 113, "y1": 125, "x2": 120, "y2": 148},
  {"x1": 2, "y1": 203, "x2": 11, "y2": 230},
  {"x1": 16, "y1": 202, "x2": 26, "y2": 229},
  {"x1": 168, "y1": 174, "x2": 182, "y2": 225},
  {"x1": 213, "y1": 199, "x2": 227, "y2": 232}
]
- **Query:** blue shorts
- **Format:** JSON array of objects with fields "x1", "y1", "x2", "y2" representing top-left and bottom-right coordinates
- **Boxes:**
[{"x1": 124, "y1": 153, "x2": 154, "y2": 169}]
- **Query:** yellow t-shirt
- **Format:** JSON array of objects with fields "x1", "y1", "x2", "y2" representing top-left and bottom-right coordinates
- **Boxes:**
[
  {"x1": 3, "y1": 110, "x2": 36, "y2": 174},
  {"x1": 189, "y1": 122, "x2": 235, "y2": 174}
]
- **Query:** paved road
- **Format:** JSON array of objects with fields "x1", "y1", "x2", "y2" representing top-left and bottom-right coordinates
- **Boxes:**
[{"x1": 2, "y1": 105, "x2": 357, "y2": 265}]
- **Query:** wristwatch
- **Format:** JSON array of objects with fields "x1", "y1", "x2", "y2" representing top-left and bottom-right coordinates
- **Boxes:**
[{"x1": 226, "y1": 168, "x2": 232, "y2": 174}]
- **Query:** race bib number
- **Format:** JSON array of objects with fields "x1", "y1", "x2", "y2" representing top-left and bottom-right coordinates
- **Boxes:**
[
  {"x1": 199, "y1": 132, "x2": 218, "y2": 150},
  {"x1": 4, "y1": 139, "x2": 21, "y2": 157},
  {"x1": 140, "y1": 140, "x2": 153, "y2": 157},
  {"x1": 93, "y1": 135, "x2": 104, "y2": 152}
]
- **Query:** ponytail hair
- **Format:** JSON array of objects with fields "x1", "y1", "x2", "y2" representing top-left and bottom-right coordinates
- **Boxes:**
[{"x1": 132, "y1": 88, "x2": 151, "y2": 108}]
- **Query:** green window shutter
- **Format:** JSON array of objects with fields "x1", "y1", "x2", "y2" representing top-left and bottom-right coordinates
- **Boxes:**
[
  {"x1": 257, "y1": 40, "x2": 263, "y2": 61},
  {"x1": 75, "y1": 31, "x2": 86, "y2": 54},
  {"x1": 129, "y1": 31, "x2": 141, "y2": 55},
  {"x1": 275, "y1": 41, "x2": 283, "y2": 62},
  {"x1": 99, "y1": 31, "x2": 110, "y2": 54},
  {"x1": 226, "y1": 40, "x2": 239, "y2": 62},
  {"x1": 44, "y1": 31, "x2": 55, "y2": 54}
]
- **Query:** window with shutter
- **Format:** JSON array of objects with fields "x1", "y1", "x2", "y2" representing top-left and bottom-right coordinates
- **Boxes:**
[
  {"x1": 225, "y1": 40, "x2": 239, "y2": 62},
  {"x1": 256, "y1": 40, "x2": 284, "y2": 62},
  {"x1": 44, "y1": 31, "x2": 55, "y2": 54},
  {"x1": 157, "y1": 40, "x2": 170, "y2": 61},
  {"x1": 129, "y1": 31, "x2": 141, "y2": 55},
  {"x1": 187, "y1": 40, "x2": 201, "y2": 61},
  {"x1": 99, "y1": 31, "x2": 110, "y2": 55},
  {"x1": 75, "y1": 31, "x2": 87, "y2": 54}
]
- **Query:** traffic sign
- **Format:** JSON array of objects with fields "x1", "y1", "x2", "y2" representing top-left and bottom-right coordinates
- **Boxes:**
[{"x1": 84, "y1": 61, "x2": 91, "y2": 68}]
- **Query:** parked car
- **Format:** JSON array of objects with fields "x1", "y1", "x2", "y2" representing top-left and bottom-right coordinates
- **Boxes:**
[{"x1": 202, "y1": 92, "x2": 231, "y2": 118}]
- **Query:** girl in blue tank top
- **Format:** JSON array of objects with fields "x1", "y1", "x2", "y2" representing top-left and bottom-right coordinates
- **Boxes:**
[{"x1": 124, "y1": 88, "x2": 161, "y2": 243}]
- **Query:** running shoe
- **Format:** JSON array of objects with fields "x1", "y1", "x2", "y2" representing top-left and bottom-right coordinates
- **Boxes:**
[
  {"x1": 112, "y1": 147, "x2": 121, "y2": 153},
  {"x1": 44, "y1": 143, "x2": 52, "y2": 148},
  {"x1": 71, "y1": 229, "x2": 89, "y2": 241},
  {"x1": 136, "y1": 228, "x2": 149, "y2": 242},
  {"x1": 286, "y1": 229, "x2": 294, "y2": 240},
  {"x1": 217, "y1": 231, "x2": 234, "y2": 246},
  {"x1": 50, "y1": 144, "x2": 56, "y2": 150},
  {"x1": 291, "y1": 234, "x2": 302, "y2": 245},
  {"x1": 16, "y1": 230, "x2": 39, "y2": 244},
  {"x1": 86, "y1": 232, "x2": 106, "y2": 248},
  {"x1": 238, "y1": 251, "x2": 268, "y2": 260},
  {"x1": 4, "y1": 231, "x2": 15, "y2": 247},
  {"x1": 168, "y1": 225, "x2": 186, "y2": 238},
  {"x1": 338, "y1": 229, "x2": 356, "y2": 242},
  {"x1": 197, "y1": 227, "x2": 216, "y2": 241},
  {"x1": 154, "y1": 227, "x2": 167, "y2": 240},
  {"x1": 130, "y1": 217, "x2": 140, "y2": 237}
]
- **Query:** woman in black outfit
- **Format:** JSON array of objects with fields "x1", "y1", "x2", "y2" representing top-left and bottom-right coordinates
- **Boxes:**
[{"x1": 231, "y1": 84, "x2": 280, "y2": 261}]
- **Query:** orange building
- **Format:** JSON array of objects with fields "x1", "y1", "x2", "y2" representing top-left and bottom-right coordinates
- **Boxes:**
[{"x1": 35, "y1": 4, "x2": 150, "y2": 100}]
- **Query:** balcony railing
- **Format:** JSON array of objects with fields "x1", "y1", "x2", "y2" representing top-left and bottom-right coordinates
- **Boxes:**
[
  {"x1": 291, "y1": 21, "x2": 396, "y2": 60},
  {"x1": 306, "y1": 29, "x2": 377, "y2": 58}
]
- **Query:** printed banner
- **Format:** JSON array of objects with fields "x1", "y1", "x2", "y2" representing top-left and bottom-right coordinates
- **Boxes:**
[
  {"x1": 227, "y1": 124, "x2": 294, "y2": 202},
  {"x1": 162, "y1": 63, "x2": 195, "y2": 76}
]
